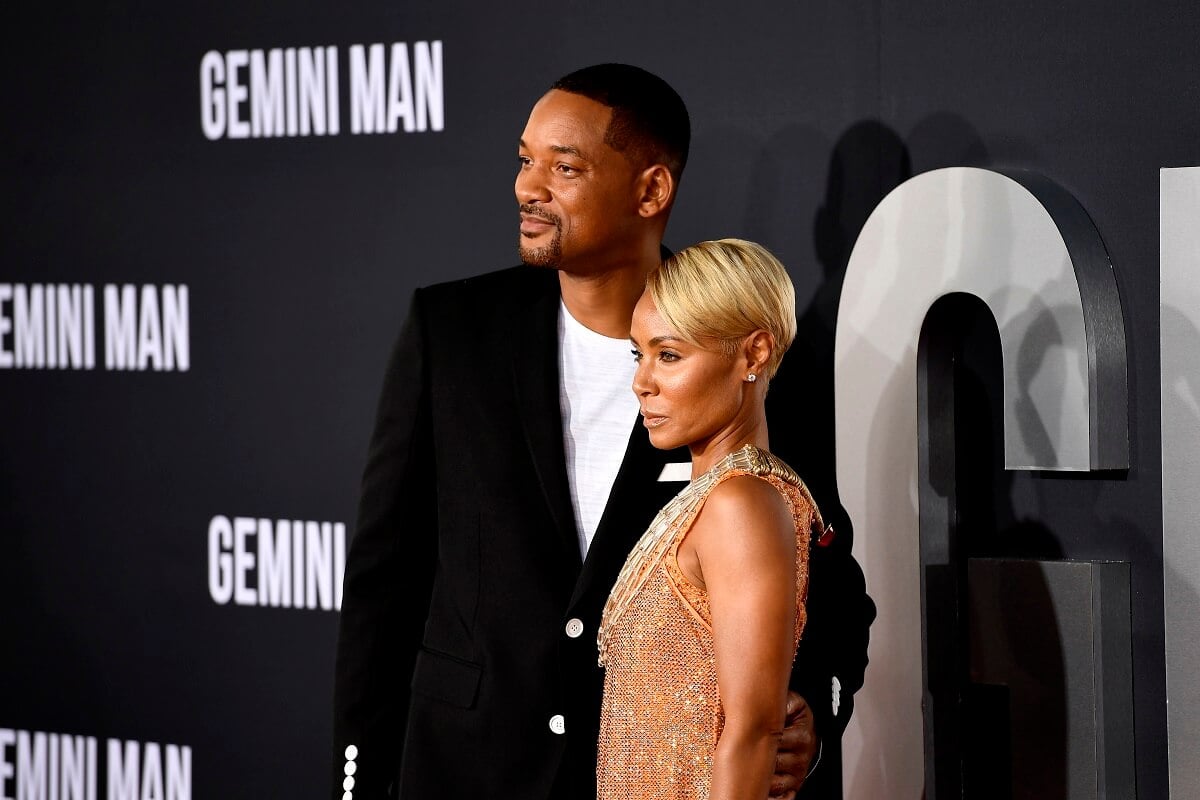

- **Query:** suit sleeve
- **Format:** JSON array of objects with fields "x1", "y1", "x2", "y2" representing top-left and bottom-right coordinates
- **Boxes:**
[
  {"x1": 791, "y1": 497, "x2": 874, "y2": 739},
  {"x1": 333, "y1": 290, "x2": 438, "y2": 799},
  {"x1": 767, "y1": 340, "x2": 877, "y2": 795}
]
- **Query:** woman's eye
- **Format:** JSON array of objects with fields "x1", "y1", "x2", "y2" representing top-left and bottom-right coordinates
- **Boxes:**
[
  {"x1": 659, "y1": 351, "x2": 680, "y2": 362},
  {"x1": 630, "y1": 348, "x2": 643, "y2": 361}
]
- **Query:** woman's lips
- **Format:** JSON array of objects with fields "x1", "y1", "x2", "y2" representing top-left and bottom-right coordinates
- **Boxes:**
[{"x1": 641, "y1": 413, "x2": 668, "y2": 429}]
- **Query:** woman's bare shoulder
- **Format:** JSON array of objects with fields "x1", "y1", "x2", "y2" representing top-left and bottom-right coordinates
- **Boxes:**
[{"x1": 690, "y1": 475, "x2": 794, "y2": 551}]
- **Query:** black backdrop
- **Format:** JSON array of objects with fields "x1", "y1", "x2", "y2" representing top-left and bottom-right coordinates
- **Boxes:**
[{"x1": 3, "y1": 1, "x2": 1196, "y2": 797}]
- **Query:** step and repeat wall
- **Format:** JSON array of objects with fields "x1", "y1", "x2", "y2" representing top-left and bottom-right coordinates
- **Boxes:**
[{"x1": 3, "y1": 1, "x2": 1197, "y2": 798}]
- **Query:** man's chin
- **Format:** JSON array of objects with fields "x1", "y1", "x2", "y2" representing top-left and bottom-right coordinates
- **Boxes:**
[{"x1": 519, "y1": 242, "x2": 561, "y2": 269}]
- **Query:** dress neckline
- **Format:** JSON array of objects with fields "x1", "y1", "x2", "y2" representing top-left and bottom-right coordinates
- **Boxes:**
[{"x1": 690, "y1": 443, "x2": 803, "y2": 489}]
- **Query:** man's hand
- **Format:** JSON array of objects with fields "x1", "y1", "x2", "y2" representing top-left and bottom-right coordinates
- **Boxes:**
[{"x1": 769, "y1": 691, "x2": 818, "y2": 800}]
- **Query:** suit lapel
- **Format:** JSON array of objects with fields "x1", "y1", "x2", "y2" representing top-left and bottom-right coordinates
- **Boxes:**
[
  {"x1": 510, "y1": 270, "x2": 583, "y2": 570},
  {"x1": 570, "y1": 418, "x2": 690, "y2": 610}
]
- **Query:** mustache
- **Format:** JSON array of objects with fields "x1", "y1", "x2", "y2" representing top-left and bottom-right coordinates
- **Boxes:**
[{"x1": 519, "y1": 204, "x2": 561, "y2": 226}]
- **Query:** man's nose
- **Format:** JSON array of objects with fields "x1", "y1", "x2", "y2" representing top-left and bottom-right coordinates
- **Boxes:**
[{"x1": 515, "y1": 165, "x2": 550, "y2": 204}]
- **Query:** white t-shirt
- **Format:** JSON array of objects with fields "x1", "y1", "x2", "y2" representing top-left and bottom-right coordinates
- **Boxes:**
[{"x1": 558, "y1": 301, "x2": 639, "y2": 555}]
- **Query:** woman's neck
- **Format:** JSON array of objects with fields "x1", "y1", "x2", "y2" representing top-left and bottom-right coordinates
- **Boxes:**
[{"x1": 689, "y1": 414, "x2": 770, "y2": 479}]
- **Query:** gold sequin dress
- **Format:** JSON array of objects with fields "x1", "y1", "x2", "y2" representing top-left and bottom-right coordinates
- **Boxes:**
[{"x1": 596, "y1": 444, "x2": 817, "y2": 800}]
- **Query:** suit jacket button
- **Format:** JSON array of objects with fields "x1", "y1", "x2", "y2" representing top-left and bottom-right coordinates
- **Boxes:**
[
  {"x1": 549, "y1": 714, "x2": 566, "y2": 734},
  {"x1": 564, "y1": 618, "x2": 585, "y2": 638}
]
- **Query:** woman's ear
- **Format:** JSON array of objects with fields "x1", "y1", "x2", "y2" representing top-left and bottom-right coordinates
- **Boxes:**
[
  {"x1": 743, "y1": 330, "x2": 776, "y2": 378},
  {"x1": 636, "y1": 165, "x2": 675, "y2": 218}
]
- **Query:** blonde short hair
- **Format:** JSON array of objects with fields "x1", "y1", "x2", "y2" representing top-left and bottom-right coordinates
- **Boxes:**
[{"x1": 646, "y1": 238, "x2": 797, "y2": 381}]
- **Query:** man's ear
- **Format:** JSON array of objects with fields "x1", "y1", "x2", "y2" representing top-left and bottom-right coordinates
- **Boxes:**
[{"x1": 636, "y1": 164, "x2": 675, "y2": 218}]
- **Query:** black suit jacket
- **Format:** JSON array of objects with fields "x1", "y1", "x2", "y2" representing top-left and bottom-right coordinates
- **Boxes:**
[{"x1": 333, "y1": 265, "x2": 874, "y2": 799}]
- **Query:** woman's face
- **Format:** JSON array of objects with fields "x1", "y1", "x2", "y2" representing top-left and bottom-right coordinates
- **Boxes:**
[{"x1": 629, "y1": 293, "x2": 750, "y2": 452}]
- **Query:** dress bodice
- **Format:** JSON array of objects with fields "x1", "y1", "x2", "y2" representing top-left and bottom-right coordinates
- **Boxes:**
[{"x1": 595, "y1": 445, "x2": 818, "y2": 800}]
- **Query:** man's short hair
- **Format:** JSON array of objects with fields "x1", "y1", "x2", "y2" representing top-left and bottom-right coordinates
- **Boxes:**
[{"x1": 551, "y1": 63, "x2": 691, "y2": 181}]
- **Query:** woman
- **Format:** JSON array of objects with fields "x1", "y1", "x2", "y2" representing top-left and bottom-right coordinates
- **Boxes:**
[{"x1": 597, "y1": 239, "x2": 820, "y2": 800}]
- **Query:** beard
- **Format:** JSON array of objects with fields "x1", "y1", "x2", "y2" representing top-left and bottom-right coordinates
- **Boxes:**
[{"x1": 518, "y1": 204, "x2": 563, "y2": 268}]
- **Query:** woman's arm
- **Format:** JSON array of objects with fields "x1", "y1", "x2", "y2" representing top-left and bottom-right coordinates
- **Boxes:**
[{"x1": 682, "y1": 475, "x2": 803, "y2": 800}]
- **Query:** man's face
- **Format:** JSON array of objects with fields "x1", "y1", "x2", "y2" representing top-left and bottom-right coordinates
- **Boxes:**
[{"x1": 516, "y1": 90, "x2": 643, "y2": 273}]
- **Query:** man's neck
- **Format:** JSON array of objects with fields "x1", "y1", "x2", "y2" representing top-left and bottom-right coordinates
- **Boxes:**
[{"x1": 558, "y1": 245, "x2": 662, "y2": 339}]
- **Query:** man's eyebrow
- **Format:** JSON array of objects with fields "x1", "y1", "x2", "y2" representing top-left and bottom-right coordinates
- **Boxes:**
[
  {"x1": 517, "y1": 140, "x2": 590, "y2": 161},
  {"x1": 551, "y1": 144, "x2": 588, "y2": 160}
]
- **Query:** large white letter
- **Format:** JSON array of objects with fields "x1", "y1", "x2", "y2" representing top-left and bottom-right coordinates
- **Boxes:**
[
  {"x1": 306, "y1": 521, "x2": 332, "y2": 610},
  {"x1": 386, "y1": 43, "x2": 414, "y2": 133},
  {"x1": 334, "y1": 522, "x2": 346, "y2": 611},
  {"x1": 0, "y1": 728, "x2": 14, "y2": 800},
  {"x1": 349, "y1": 44, "x2": 385, "y2": 134},
  {"x1": 258, "y1": 519, "x2": 291, "y2": 608},
  {"x1": 56, "y1": 285, "x2": 84, "y2": 369},
  {"x1": 835, "y1": 167, "x2": 1126, "y2": 798},
  {"x1": 234, "y1": 517, "x2": 257, "y2": 606},
  {"x1": 199, "y1": 51, "x2": 225, "y2": 140},
  {"x1": 284, "y1": 48, "x2": 298, "y2": 137},
  {"x1": 136, "y1": 285, "x2": 162, "y2": 371},
  {"x1": 249, "y1": 49, "x2": 284, "y2": 138},
  {"x1": 298, "y1": 47, "x2": 326, "y2": 136},
  {"x1": 0, "y1": 285, "x2": 13, "y2": 368},
  {"x1": 414, "y1": 40, "x2": 443, "y2": 132},
  {"x1": 140, "y1": 743, "x2": 163, "y2": 800},
  {"x1": 165, "y1": 746, "x2": 190, "y2": 800},
  {"x1": 224, "y1": 50, "x2": 250, "y2": 139},
  {"x1": 104, "y1": 285, "x2": 136, "y2": 371},
  {"x1": 16, "y1": 731, "x2": 46, "y2": 800},
  {"x1": 208, "y1": 516, "x2": 233, "y2": 605},
  {"x1": 162, "y1": 285, "x2": 189, "y2": 372},
  {"x1": 107, "y1": 740, "x2": 138, "y2": 800},
  {"x1": 14, "y1": 285, "x2": 44, "y2": 369},
  {"x1": 325, "y1": 47, "x2": 340, "y2": 136},
  {"x1": 1161, "y1": 166, "x2": 1200, "y2": 800},
  {"x1": 60, "y1": 735, "x2": 87, "y2": 800}
]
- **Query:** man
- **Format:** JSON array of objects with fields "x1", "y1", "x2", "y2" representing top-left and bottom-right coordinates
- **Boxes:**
[{"x1": 333, "y1": 64, "x2": 874, "y2": 799}]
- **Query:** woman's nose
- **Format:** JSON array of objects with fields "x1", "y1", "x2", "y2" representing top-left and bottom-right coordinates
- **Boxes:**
[{"x1": 632, "y1": 362, "x2": 654, "y2": 397}]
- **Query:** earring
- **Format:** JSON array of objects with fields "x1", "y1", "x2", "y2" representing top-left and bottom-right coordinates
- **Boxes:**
[{"x1": 746, "y1": 373, "x2": 757, "y2": 383}]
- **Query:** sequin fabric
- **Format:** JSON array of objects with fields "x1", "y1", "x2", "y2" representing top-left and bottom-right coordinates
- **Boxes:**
[{"x1": 596, "y1": 445, "x2": 817, "y2": 800}]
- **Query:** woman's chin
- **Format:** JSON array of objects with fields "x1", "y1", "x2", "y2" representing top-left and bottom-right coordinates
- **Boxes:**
[{"x1": 647, "y1": 427, "x2": 685, "y2": 451}]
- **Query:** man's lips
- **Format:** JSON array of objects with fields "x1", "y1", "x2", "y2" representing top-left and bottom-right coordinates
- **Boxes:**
[
  {"x1": 519, "y1": 210, "x2": 557, "y2": 235},
  {"x1": 516, "y1": 215, "x2": 552, "y2": 235}
]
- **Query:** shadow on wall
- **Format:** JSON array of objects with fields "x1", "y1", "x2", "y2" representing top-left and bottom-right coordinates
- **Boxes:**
[{"x1": 786, "y1": 120, "x2": 913, "y2": 798}]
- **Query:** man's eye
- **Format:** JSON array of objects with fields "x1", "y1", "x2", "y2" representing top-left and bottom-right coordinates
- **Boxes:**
[
  {"x1": 518, "y1": 155, "x2": 531, "y2": 166},
  {"x1": 557, "y1": 164, "x2": 578, "y2": 174}
]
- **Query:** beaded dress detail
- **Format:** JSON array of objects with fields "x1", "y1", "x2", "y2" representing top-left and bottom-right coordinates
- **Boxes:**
[{"x1": 596, "y1": 444, "x2": 818, "y2": 800}]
